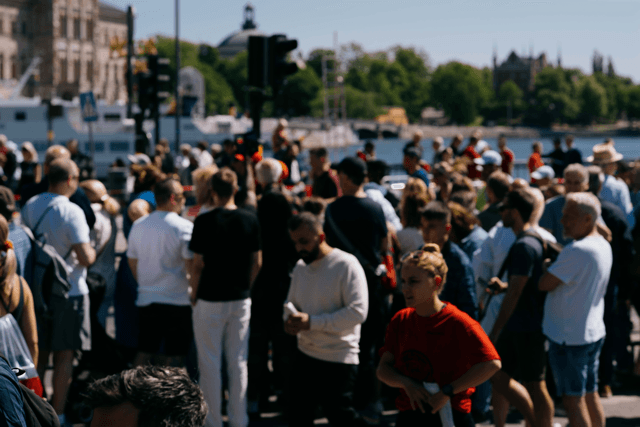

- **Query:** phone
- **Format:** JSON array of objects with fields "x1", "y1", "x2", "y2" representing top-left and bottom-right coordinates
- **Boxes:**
[{"x1": 284, "y1": 302, "x2": 299, "y2": 318}]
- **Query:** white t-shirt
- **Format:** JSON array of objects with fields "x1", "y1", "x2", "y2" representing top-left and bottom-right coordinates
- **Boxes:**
[
  {"x1": 544, "y1": 235, "x2": 612, "y2": 346},
  {"x1": 127, "y1": 211, "x2": 194, "y2": 307},
  {"x1": 22, "y1": 193, "x2": 91, "y2": 296},
  {"x1": 286, "y1": 248, "x2": 369, "y2": 365}
]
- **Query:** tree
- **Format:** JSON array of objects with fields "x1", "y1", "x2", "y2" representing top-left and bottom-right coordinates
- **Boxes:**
[
  {"x1": 217, "y1": 51, "x2": 248, "y2": 111},
  {"x1": 578, "y1": 76, "x2": 608, "y2": 123},
  {"x1": 430, "y1": 62, "x2": 492, "y2": 124},
  {"x1": 306, "y1": 48, "x2": 336, "y2": 81},
  {"x1": 497, "y1": 80, "x2": 525, "y2": 121},
  {"x1": 277, "y1": 67, "x2": 322, "y2": 116},
  {"x1": 531, "y1": 67, "x2": 580, "y2": 125},
  {"x1": 626, "y1": 85, "x2": 640, "y2": 120}
]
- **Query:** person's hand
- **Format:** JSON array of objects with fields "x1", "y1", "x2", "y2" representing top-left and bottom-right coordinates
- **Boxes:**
[
  {"x1": 190, "y1": 292, "x2": 198, "y2": 307},
  {"x1": 486, "y1": 277, "x2": 508, "y2": 295},
  {"x1": 401, "y1": 378, "x2": 432, "y2": 413},
  {"x1": 284, "y1": 312, "x2": 310, "y2": 335},
  {"x1": 427, "y1": 391, "x2": 450, "y2": 414}
]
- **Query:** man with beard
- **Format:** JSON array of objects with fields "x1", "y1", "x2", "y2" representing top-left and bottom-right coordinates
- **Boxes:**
[{"x1": 285, "y1": 212, "x2": 370, "y2": 427}]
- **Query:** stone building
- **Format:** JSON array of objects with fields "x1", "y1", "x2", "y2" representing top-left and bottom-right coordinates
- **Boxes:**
[
  {"x1": 493, "y1": 50, "x2": 549, "y2": 94},
  {"x1": 217, "y1": 3, "x2": 264, "y2": 60},
  {"x1": 0, "y1": 0, "x2": 127, "y2": 103}
]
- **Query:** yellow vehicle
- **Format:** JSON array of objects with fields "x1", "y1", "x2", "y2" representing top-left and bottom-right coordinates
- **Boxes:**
[{"x1": 375, "y1": 107, "x2": 409, "y2": 126}]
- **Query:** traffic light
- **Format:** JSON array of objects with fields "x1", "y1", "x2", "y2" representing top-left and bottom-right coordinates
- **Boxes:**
[
  {"x1": 248, "y1": 36, "x2": 268, "y2": 89},
  {"x1": 148, "y1": 55, "x2": 171, "y2": 116},
  {"x1": 268, "y1": 34, "x2": 298, "y2": 96},
  {"x1": 137, "y1": 71, "x2": 151, "y2": 114}
]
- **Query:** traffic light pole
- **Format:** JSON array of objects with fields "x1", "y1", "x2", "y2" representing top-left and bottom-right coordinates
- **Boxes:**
[
  {"x1": 174, "y1": 0, "x2": 180, "y2": 154},
  {"x1": 126, "y1": 6, "x2": 134, "y2": 119},
  {"x1": 249, "y1": 90, "x2": 262, "y2": 140}
]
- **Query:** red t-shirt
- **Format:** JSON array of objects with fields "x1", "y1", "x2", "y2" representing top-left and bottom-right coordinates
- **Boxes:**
[
  {"x1": 379, "y1": 304, "x2": 500, "y2": 413},
  {"x1": 462, "y1": 146, "x2": 481, "y2": 179},
  {"x1": 528, "y1": 153, "x2": 543, "y2": 174},
  {"x1": 500, "y1": 148, "x2": 514, "y2": 174}
]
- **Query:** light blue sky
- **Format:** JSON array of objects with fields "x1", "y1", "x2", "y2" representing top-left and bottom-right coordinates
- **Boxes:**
[{"x1": 106, "y1": 0, "x2": 640, "y2": 82}]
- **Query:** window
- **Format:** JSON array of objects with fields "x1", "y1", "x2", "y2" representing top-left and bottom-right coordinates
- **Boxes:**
[
  {"x1": 73, "y1": 18, "x2": 80, "y2": 40},
  {"x1": 15, "y1": 111, "x2": 26, "y2": 121},
  {"x1": 73, "y1": 59, "x2": 80, "y2": 83},
  {"x1": 84, "y1": 142, "x2": 105, "y2": 152},
  {"x1": 104, "y1": 113, "x2": 121, "y2": 121},
  {"x1": 60, "y1": 14, "x2": 67, "y2": 38},
  {"x1": 110, "y1": 141, "x2": 130, "y2": 152},
  {"x1": 0, "y1": 15, "x2": 3, "y2": 34},
  {"x1": 87, "y1": 60, "x2": 93, "y2": 82},
  {"x1": 60, "y1": 58, "x2": 67, "y2": 83},
  {"x1": 21, "y1": 21, "x2": 26, "y2": 36},
  {"x1": 86, "y1": 19, "x2": 93, "y2": 40},
  {"x1": 0, "y1": 54, "x2": 3, "y2": 80},
  {"x1": 10, "y1": 55, "x2": 17, "y2": 79}
]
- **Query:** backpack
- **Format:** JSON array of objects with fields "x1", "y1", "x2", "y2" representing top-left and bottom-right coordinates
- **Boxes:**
[
  {"x1": 22, "y1": 204, "x2": 73, "y2": 319},
  {"x1": 0, "y1": 354, "x2": 60, "y2": 427}
]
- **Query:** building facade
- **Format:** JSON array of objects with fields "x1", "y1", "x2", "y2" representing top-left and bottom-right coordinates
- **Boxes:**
[
  {"x1": 0, "y1": 0, "x2": 127, "y2": 103},
  {"x1": 493, "y1": 50, "x2": 549, "y2": 94}
]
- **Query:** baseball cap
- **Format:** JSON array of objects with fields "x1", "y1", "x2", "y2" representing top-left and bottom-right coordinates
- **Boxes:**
[
  {"x1": 531, "y1": 165, "x2": 555, "y2": 180},
  {"x1": 337, "y1": 156, "x2": 367, "y2": 182},
  {"x1": 474, "y1": 150, "x2": 502, "y2": 166}
]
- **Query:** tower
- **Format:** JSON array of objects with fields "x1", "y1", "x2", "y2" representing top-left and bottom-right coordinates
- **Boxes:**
[
  {"x1": 557, "y1": 46, "x2": 562, "y2": 68},
  {"x1": 242, "y1": 3, "x2": 257, "y2": 30}
]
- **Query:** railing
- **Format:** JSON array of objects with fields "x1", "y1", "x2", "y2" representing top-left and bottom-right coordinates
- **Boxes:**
[{"x1": 387, "y1": 160, "x2": 532, "y2": 180}]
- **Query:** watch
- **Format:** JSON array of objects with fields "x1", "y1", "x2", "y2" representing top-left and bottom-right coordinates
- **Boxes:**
[{"x1": 441, "y1": 384, "x2": 454, "y2": 397}]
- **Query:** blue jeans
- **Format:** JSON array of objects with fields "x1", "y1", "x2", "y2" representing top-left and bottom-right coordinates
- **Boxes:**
[{"x1": 548, "y1": 338, "x2": 604, "y2": 397}]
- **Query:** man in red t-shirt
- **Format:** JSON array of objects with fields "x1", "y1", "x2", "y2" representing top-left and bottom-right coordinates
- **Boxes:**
[
  {"x1": 528, "y1": 141, "x2": 544, "y2": 177},
  {"x1": 497, "y1": 135, "x2": 514, "y2": 175},
  {"x1": 462, "y1": 135, "x2": 482, "y2": 179}
]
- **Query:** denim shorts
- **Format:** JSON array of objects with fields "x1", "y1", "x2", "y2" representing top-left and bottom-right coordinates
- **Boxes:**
[{"x1": 548, "y1": 338, "x2": 604, "y2": 397}]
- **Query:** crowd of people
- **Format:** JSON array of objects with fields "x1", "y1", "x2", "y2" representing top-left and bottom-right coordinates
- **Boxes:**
[{"x1": 1, "y1": 125, "x2": 640, "y2": 427}]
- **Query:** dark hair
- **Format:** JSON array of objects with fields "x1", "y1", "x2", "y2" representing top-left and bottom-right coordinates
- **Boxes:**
[
  {"x1": 48, "y1": 158, "x2": 77, "y2": 185},
  {"x1": 154, "y1": 178, "x2": 180, "y2": 206},
  {"x1": 310, "y1": 147, "x2": 328, "y2": 158},
  {"x1": 82, "y1": 365, "x2": 207, "y2": 427},
  {"x1": 197, "y1": 140, "x2": 208, "y2": 151},
  {"x1": 301, "y1": 197, "x2": 327, "y2": 216},
  {"x1": 487, "y1": 171, "x2": 511, "y2": 201},
  {"x1": 288, "y1": 212, "x2": 323, "y2": 233},
  {"x1": 420, "y1": 201, "x2": 451, "y2": 224},
  {"x1": 132, "y1": 165, "x2": 166, "y2": 194},
  {"x1": 367, "y1": 160, "x2": 388, "y2": 184},
  {"x1": 211, "y1": 167, "x2": 238, "y2": 199},
  {"x1": 449, "y1": 190, "x2": 476, "y2": 212},
  {"x1": 364, "y1": 140, "x2": 375, "y2": 150},
  {"x1": 450, "y1": 174, "x2": 474, "y2": 194},
  {"x1": 504, "y1": 189, "x2": 536, "y2": 223}
]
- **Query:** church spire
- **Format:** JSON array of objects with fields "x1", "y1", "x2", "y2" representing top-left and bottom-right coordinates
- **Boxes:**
[{"x1": 242, "y1": 3, "x2": 257, "y2": 30}]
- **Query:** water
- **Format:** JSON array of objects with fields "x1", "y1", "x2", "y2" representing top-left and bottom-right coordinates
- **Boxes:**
[{"x1": 340, "y1": 136, "x2": 640, "y2": 167}]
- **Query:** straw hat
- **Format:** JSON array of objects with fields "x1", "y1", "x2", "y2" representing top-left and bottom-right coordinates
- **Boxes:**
[{"x1": 586, "y1": 142, "x2": 623, "y2": 164}]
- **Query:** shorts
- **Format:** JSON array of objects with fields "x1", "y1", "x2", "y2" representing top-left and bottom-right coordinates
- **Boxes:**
[
  {"x1": 495, "y1": 330, "x2": 546, "y2": 383},
  {"x1": 548, "y1": 338, "x2": 604, "y2": 397},
  {"x1": 138, "y1": 303, "x2": 193, "y2": 356},
  {"x1": 39, "y1": 294, "x2": 91, "y2": 352}
]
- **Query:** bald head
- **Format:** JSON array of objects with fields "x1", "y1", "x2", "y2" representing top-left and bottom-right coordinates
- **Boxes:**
[
  {"x1": 127, "y1": 199, "x2": 152, "y2": 223},
  {"x1": 45, "y1": 145, "x2": 71, "y2": 168},
  {"x1": 48, "y1": 158, "x2": 79, "y2": 186}
]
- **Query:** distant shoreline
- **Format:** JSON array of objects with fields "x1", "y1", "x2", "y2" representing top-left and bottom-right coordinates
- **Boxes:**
[{"x1": 399, "y1": 124, "x2": 640, "y2": 140}]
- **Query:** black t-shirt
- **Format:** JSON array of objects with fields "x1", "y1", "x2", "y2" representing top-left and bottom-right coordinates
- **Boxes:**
[
  {"x1": 257, "y1": 189, "x2": 297, "y2": 274},
  {"x1": 324, "y1": 196, "x2": 388, "y2": 269},
  {"x1": 312, "y1": 170, "x2": 340, "y2": 199},
  {"x1": 189, "y1": 207, "x2": 261, "y2": 302},
  {"x1": 564, "y1": 148, "x2": 582, "y2": 166},
  {"x1": 505, "y1": 233, "x2": 545, "y2": 332}
]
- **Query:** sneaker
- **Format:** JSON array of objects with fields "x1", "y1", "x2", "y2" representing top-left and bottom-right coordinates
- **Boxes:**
[
  {"x1": 360, "y1": 401, "x2": 383, "y2": 425},
  {"x1": 599, "y1": 384, "x2": 613, "y2": 398}
]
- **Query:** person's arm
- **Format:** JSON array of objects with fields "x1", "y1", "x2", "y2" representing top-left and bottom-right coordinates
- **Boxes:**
[
  {"x1": 488, "y1": 275, "x2": 528, "y2": 343},
  {"x1": 189, "y1": 253, "x2": 204, "y2": 305},
  {"x1": 427, "y1": 359, "x2": 502, "y2": 414},
  {"x1": 72, "y1": 242, "x2": 96, "y2": 267},
  {"x1": 377, "y1": 351, "x2": 432, "y2": 413},
  {"x1": 19, "y1": 279, "x2": 39, "y2": 368},
  {"x1": 538, "y1": 272, "x2": 563, "y2": 292},
  {"x1": 128, "y1": 258, "x2": 138, "y2": 282},
  {"x1": 458, "y1": 264, "x2": 479, "y2": 320},
  {"x1": 34, "y1": 164, "x2": 42, "y2": 184},
  {"x1": 249, "y1": 250, "x2": 262, "y2": 289}
]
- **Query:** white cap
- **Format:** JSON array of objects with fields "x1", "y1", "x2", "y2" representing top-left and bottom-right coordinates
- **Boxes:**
[
  {"x1": 127, "y1": 153, "x2": 151, "y2": 165},
  {"x1": 531, "y1": 165, "x2": 555, "y2": 180},
  {"x1": 474, "y1": 150, "x2": 502, "y2": 166}
]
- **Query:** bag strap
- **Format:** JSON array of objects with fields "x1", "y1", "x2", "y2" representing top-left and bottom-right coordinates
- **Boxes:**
[
  {"x1": 325, "y1": 204, "x2": 375, "y2": 272},
  {"x1": 32, "y1": 205, "x2": 57, "y2": 238}
]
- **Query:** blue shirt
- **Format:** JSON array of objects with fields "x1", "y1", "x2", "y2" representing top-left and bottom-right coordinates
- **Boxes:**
[
  {"x1": 600, "y1": 175, "x2": 634, "y2": 229},
  {"x1": 21, "y1": 193, "x2": 91, "y2": 296},
  {"x1": 440, "y1": 240, "x2": 478, "y2": 320},
  {"x1": 0, "y1": 356, "x2": 27, "y2": 427},
  {"x1": 8, "y1": 222, "x2": 32, "y2": 283},
  {"x1": 459, "y1": 226, "x2": 488, "y2": 261},
  {"x1": 539, "y1": 195, "x2": 573, "y2": 246}
]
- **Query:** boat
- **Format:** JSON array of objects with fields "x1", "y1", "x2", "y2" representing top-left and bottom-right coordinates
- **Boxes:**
[{"x1": 0, "y1": 97, "x2": 253, "y2": 177}]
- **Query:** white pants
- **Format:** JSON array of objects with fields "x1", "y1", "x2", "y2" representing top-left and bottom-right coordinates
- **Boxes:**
[{"x1": 193, "y1": 298, "x2": 251, "y2": 427}]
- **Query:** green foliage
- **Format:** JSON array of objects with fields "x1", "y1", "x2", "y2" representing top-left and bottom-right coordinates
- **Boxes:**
[
  {"x1": 277, "y1": 67, "x2": 323, "y2": 116},
  {"x1": 531, "y1": 67, "x2": 580, "y2": 125},
  {"x1": 344, "y1": 86, "x2": 385, "y2": 119},
  {"x1": 577, "y1": 76, "x2": 608, "y2": 123},
  {"x1": 430, "y1": 62, "x2": 492, "y2": 124},
  {"x1": 498, "y1": 80, "x2": 525, "y2": 111},
  {"x1": 627, "y1": 86, "x2": 640, "y2": 119}
]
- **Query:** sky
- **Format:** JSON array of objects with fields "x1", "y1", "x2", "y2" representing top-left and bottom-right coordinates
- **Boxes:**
[{"x1": 105, "y1": 0, "x2": 640, "y2": 82}]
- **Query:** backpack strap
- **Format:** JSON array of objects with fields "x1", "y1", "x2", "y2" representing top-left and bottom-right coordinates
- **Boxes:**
[{"x1": 31, "y1": 205, "x2": 57, "y2": 239}]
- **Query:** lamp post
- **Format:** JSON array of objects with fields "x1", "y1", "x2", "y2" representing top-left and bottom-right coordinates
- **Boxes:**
[{"x1": 174, "y1": 0, "x2": 180, "y2": 154}]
